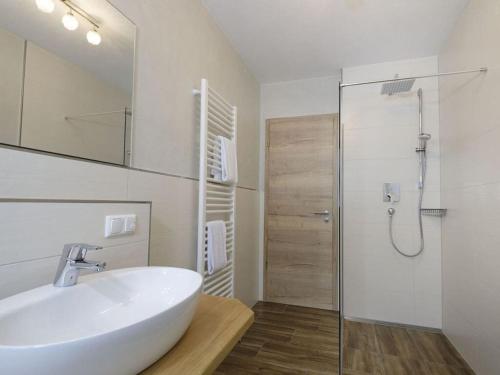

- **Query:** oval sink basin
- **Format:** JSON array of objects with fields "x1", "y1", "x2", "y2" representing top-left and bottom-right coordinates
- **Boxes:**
[{"x1": 0, "y1": 267, "x2": 202, "y2": 375}]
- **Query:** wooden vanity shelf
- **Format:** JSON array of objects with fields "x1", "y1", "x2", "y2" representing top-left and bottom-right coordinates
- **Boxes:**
[{"x1": 140, "y1": 294, "x2": 254, "y2": 375}]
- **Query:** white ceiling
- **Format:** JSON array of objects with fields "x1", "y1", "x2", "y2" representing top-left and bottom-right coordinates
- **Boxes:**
[
  {"x1": 0, "y1": 0, "x2": 135, "y2": 93},
  {"x1": 202, "y1": 0, "x2": 469, "y2": 83}
]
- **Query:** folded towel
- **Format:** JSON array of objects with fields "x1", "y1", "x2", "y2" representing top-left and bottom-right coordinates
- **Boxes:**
[
  {"x1": 206, "y1": 220, "x2": 227, "y2": 275},
  {"x1": 218, "y1": 136, "x2": 238, "y2": 185}
]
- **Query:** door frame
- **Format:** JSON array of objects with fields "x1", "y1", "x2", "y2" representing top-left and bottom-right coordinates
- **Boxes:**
[{"x1": 263, "y1": 113, "x2": 339, "y2": 308}]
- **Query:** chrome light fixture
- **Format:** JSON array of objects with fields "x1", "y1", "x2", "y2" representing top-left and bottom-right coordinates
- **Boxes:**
[
  {"x1": 35, "y1": 0, "x2": 103, "y2": 45},
  {"x1": 86, "y1": 28, "x2": 102, "y2": 46},
  {"x1": 62, "y1": 11, "x2": 79, "y2": 30},
  {"x1": 36, "y1": 0, "x2": 55, "y2": 13}
]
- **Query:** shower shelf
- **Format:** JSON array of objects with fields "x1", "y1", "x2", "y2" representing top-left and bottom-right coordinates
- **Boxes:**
[{"x1": 421, "y1": 208, "x2": 447, "y2": 217}]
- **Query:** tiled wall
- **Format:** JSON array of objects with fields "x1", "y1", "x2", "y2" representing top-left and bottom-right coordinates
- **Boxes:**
[
  {"x1": 0, "y1": 0, "x2": 260, "y2": 307},
  {"x1": 342, "y1": 57, "x2": 442, "y2": 328},
  {"x1": 439, "y1": 0, "x2": 500, "y2": 372},
  {"x1": 112, "y1": 0, "x2": 260, "y2": 188},
  {"x1": 114, "y1": 0, "x2": 261, "y2": 306},
  {"x1": 0, "y1": 148, "x2": 259, "y2": 307},
  {"x1": 0, "y1": 201, "x2": 150, "y2": 299}
]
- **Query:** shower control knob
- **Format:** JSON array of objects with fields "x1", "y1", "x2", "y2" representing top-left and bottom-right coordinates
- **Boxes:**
[{"x1": 388, "y1": 208, "x2": 395, "y2": 216}]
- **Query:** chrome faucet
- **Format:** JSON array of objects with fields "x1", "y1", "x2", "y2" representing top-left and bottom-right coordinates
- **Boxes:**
[{"x1": 53, "y1": 243, "x2": 106, "y2": 287}]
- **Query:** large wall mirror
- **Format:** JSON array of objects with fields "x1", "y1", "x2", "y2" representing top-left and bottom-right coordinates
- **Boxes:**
[{"x1": 0, "y1": 0, "x2": 135, "y2": 166}]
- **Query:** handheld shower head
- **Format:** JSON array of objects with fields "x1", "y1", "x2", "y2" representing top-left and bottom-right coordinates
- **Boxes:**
[
  {"x1": 418, "y1": 133, "x2": 432, "y2": 151},
  {"x1": 419, "y1": 133, "x2": 431, "y2": 141},
  {"x1": 417, "y1": 133, "x2": 431, "y2": 151}
]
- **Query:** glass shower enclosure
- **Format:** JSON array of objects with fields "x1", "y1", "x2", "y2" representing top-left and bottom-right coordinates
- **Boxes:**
[{"x1": 338, "y1": 62, "x2": 485, "y2": 374}]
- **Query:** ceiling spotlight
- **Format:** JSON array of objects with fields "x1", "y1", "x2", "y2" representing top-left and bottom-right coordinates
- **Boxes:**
[
  {"x1": 62, "y1": 11, "x2": 79, "y2": 31},
  {"x1": 36, "y1": 0, "x2": 55, "y2": 13},
  {"x1": 86, "y1": 29, "x2": 102, "y2": 46}
]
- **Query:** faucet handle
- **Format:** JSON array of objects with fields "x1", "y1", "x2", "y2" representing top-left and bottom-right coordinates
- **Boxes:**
[{"x1": 63, "y1": 243, "x2": 103, "y2": 261}]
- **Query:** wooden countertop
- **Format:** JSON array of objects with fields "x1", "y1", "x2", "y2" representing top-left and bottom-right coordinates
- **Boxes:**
[{"x1": 140, "y1": 294, "x2": 254, "y2": 375}]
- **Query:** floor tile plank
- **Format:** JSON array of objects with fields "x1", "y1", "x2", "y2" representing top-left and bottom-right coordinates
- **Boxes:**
[{"x1": 216, "y1": 302, "x2": 473, "y2": 375}]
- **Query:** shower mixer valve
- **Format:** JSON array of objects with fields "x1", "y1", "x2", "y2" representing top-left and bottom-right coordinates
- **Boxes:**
[{"x1": 383, "y1": 183, "x2": 400, "y2": 203}]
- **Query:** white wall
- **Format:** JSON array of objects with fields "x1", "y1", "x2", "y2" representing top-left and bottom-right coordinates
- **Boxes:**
[
  {"x1": 0, "y1": 27, "x2": 23, "y2": 146},
  {"x1": 342, "y1": 57, "x2": 442, "y2": 328},
  {"x1": 0, "y1": 0, "x2": 260, "y2": 307},
  {"x1": 21, "y1": 42, "x2": 130, "y2": 164},
  {"x1": 120, "y1": 0, "x2": 260, "y2": 188},
  {"x1": 258, "y1": 75, "x2": 341, "y2": 299},
  {"x1": 439, "y1": 0, "x2": 500, "y2": 372},
  {"x1": 261, "y1": 76, "x2": 340, "y2": 120},
  {"x1": 0, "y1": 201, "x2": 150, "y2": 299}
]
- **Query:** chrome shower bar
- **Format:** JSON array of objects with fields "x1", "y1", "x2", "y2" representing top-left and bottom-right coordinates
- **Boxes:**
[{"x1": 340, "y1": 67, "x2": 488, "y2": 88}]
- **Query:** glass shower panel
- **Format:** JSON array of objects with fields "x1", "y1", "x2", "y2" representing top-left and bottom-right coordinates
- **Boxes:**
[{"x1": 340, "y1": 73, "x2": 443, "y2": 374}]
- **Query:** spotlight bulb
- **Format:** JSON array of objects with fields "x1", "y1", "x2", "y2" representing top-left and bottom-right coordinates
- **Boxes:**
[
  {"x1": 87, "y1": 29, "x2": 102, "y2": 46},
  {"x1": 62, "y1": 12, "x2": 79, "y2": 31},
  {"x1": 36, "y1": 0, "x2": 55, "y2": 13}
]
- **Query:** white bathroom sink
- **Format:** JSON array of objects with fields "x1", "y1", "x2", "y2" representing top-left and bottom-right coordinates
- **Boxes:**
[{"x1": 0, "y1": 267, "x2": 202, "y2": 375}]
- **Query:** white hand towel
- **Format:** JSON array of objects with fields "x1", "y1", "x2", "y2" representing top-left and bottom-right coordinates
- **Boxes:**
[
  {"x1": 218, "y1": 136, "x2": 238, "y2": 185},
  {"x1": 206, "y1": 220, "x2": 227, "y2": 275}
]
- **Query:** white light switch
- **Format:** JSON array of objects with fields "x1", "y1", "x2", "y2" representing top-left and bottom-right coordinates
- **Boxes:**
[
  {"x1": 110, "y1": 217, "x2": 124, "y2": 234},
  {"x1": 105, "y1": 215, "x2": 137, "y2": 238},
  {"x1": 124, "y1": 215, "x2": 136, "y2": 232}
]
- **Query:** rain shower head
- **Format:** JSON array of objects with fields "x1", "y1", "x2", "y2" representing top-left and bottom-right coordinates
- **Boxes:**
[{"x1": 381, "y1": 78, "x2": 416, "y2": 96}]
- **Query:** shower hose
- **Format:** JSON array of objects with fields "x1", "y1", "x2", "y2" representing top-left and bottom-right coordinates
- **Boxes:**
[{"x1": 388, "y1": 151, "x2": 426, "y2": 258}]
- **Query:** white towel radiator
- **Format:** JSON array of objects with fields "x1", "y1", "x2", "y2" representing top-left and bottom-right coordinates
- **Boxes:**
[{"x1": 194, "y1": 79, "x2": 237, "y2": 298}]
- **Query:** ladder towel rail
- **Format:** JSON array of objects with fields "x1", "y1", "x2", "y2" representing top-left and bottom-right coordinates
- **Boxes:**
[{"x1": 195, "y1": 79, "x2": 237, "y2": 298}]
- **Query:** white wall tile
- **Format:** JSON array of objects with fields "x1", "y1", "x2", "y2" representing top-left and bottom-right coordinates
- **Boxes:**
[
  {"x1": 414, "y1": 292, "x2": 442, "y2": 329},
  {"x1": 126, "y1": 170, "x2": 198, "y2": 269},
  {"x1": 0, "y1": 148, "x2": 128, "y2": 200},
  {"x1": 126, "y1": 170, "x2": 260, "y2": 306},
  {"x1": 0, "y1": 256, "x2": 59, "y2": 300},
  {"x1": 343, "y1": 57, "x2": 442, "y2": 328},
  {"x1": 344, "y1": 125, "x2": 440, "y2": 161},
  {"x1": 0, "y1": 0, "x2": 261, "y2": 310},
  {"x1": 0, "y1": 200, "x2": 151, "y2": 300},
  {"x1": 235, "y1": 188, "x2": 259, "y2": 307},
  {"x1": 0, "y1": 202, "x2": 150, "y2": 266},
  {"x1": 440, "y1": 0, "x2": 500, "y2": 371},
  {"x1": 344, "y1": 255, "x2": 414, "y2": 294},
  {"x1": 345, "y1": 289, "x2": 416, "y2": 326},
  {"x1": 110, "y1": 0, "x2": 260, "y2": 189},
  {"x1": 0, "y1": 240, "x2": 149, "y2": 300},
  {"x1": 344, "y1": 191, "x2": 441, "y2": 226},
  {"x1": 344, "y1": 158, "x2": 441, "y2": 193}
]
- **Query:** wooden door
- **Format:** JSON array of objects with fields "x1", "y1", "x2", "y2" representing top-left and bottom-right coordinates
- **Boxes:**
[{"x1": 265, "y1": 114, "x2": 337, "y2": 310}]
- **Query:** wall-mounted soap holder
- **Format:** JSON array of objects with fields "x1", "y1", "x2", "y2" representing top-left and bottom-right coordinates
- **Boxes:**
[{"x1": 421, "y1": 208, "x2": 447, "y2": 217}]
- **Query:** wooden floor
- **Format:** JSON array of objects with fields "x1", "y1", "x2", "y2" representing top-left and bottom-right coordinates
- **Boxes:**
[
  {"x1": 216, "y1": 302, "x2": 473, "y2": 375},
  {"x1": 215, "y1": 301, "x2": 339, "y2": 374},
  {"x1": 343, "y1": 320, "x2": 473, "y2": 375}
]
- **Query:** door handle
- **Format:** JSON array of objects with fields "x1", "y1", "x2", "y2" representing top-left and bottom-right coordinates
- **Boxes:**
[{"x1": 313, "y1": 210, "x2": 331, "y2": 222}]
